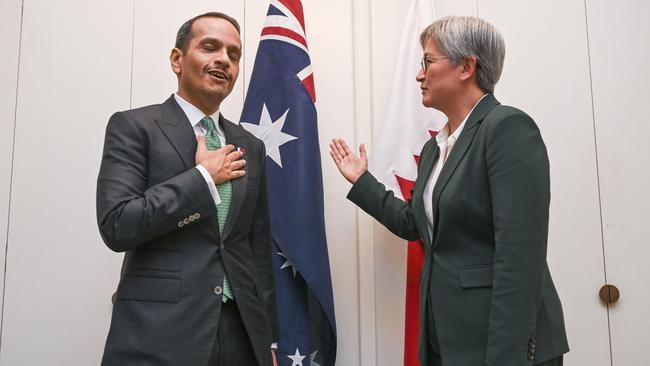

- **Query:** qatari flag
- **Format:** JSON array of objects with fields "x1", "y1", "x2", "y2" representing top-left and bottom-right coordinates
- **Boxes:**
[
  {"x1": 240, "y1": 1, "x2": 336, "y2": 365},
  {"x1": 367, "y1": 0, "x2": 443, "y2": 365}
]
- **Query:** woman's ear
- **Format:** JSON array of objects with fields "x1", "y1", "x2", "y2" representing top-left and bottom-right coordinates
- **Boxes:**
[{"x1": 459, "y1": 56, "x2": 478, "y2": 81}]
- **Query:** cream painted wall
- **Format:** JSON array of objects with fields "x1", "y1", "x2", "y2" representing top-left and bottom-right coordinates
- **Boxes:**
[
  {"x1": 586, "y1": 1, "x2": 650, "y2": 364},
  {"x1": 0, "y1": 0, "x2": 23, "y2": 331},
  {"x1": 480, "y1": 1, "x2": 610, "y2": 364},
  {"x1": 0, "y1": 0, "x2": 133, "y2": 364},
  {"x1": 302, "y1": 1, "x2": 361, "y2": 364},
  {"x1": 130, "y1": 0, "x2": 244, "y2": 115}
]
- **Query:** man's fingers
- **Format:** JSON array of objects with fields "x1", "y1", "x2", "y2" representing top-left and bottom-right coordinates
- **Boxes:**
[
  {"x1": 359, "y1": 143, "x2": 367, "y2": 159},
  {"x1": 196, "y1": 135, "x2": 207, "y2": 153},
  {"x1": 225, "y1": 150, "x2": 243, "y2": 163},
  {"x1": 219, "y1": 144, "x2": 236, "y2": 154},
  {"x1": 229, "y1": 170, "x2": 246, "y2": 178},
  {"x1": 230, "y1": 159, "x2": 246, "y2": 170},
  {"x1": 215, "y1": 166, "x2": 246, "y2": 184}
]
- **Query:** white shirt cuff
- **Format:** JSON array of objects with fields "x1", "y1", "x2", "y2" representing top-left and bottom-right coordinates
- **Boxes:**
[
  {"x1": 271, "y1": 342, "x2": 278, "y2": 349},
  {"x1": 195, "y1": 165, "x2": 220, "y2": 206}
]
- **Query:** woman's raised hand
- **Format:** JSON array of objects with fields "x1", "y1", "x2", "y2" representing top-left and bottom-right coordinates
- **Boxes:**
[{"x1": 329, "y1": 138, "x2": 368, "y2": 184}]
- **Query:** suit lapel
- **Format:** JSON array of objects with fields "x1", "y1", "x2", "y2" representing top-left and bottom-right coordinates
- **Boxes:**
[
  {"x1": 155, "y1": 98, "x2": 250, "y2": 240},
  {"x1": 219, "y1": 114, "x2": 248, "y2": 240},
  {"x1": 431, "y1": 94, "x2": 500, "y2": 230},
  {"x1": 413, "y1": 142, "x2": 439, "y2": 248},
  {"x1": 156, "y1": 95, "x2": 223, "y2": 240},
  {"x1": 156, "y1": 95, "x2": 198, "y2": 170}
]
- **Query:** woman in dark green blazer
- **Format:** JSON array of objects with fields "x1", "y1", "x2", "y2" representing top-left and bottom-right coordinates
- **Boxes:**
[{"x1": 330, "y1": 16, "x2": 568, "y2": 366}]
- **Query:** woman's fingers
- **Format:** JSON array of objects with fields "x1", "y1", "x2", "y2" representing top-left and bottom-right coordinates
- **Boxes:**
[
  {"x1": 329, "y1": 149, "x2": 340, "y2": 165},
  {"x1": 329, "y1": 141, "x2": 343, "y2": 162},
  {"x1": 332, "y1": 139, "x2": 348, "y2": 159},
  {"x1": 331, "y1": 138, "x2": 367, "y2": 168},
  {"x1": 340, "y1": 139, "x2": 354, "y2": 156}
]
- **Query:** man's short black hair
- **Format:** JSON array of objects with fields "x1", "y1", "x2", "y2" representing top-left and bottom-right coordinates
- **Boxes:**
[{"x1": 175, "y1": 12, "x2": 241, "y2": 54}]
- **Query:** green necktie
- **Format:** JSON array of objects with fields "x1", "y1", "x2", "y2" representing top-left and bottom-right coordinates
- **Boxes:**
[{"x1": 201, "y1": 116, "x2": 234, "y2": 302}]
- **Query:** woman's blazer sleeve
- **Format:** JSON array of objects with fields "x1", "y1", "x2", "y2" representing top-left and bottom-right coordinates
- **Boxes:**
[
  {"x1": 483, "y1": 108, "x2": 551, "y2": 366},
  {"x1": 344, "y1": 131, "x2": 441, "y2": 245}
]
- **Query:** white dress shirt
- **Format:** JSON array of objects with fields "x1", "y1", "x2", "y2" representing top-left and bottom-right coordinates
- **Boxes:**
[
  {"x1": 174, "y1": 94, "x2": 278, "y2": 350},
  {"x1": 174, "y1": 93, "x2": 224, "y2": 206},
  {"x1": 423, "y1": 94, "x2": 487, "y2": 238}
]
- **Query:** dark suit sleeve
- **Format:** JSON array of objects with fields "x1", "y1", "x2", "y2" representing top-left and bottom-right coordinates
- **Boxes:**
[
  {"x1": 249, "y1": 143, "x2": 280, "y2": 341},
  {"x1": 96, "y1": 111, "x2": 215, "y2": 252},
  {"x1": 346, "y1": 170, "x2": 420, "y2": 241},
  {"x1": 484, "y1": 111, "x2": 550, "y2": 366}
]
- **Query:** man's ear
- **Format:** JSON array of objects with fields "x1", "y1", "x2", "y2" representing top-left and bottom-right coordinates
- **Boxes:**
[
  {"x1": 170, "y1": 48, "x2": 183, "y2": 75},
  {"x1": 459, "y1": 56, "x2": 478, "y2": 82}
]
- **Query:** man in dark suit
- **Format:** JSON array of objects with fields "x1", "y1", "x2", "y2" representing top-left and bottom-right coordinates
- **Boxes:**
[{"x1": 97, "y1": 12, "x2": 278, "y2": 366}]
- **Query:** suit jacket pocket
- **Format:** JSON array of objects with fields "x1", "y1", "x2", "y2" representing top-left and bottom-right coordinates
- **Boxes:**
[
  {"x1": 117, "y1": 275, "x2": 181, "y2": 303},
  {"x1": 135, "y1": 248, "x2": 182, "y2": 272},
  {"x1": 459, "y1": 265, "x2": 494, "y2": 288}
]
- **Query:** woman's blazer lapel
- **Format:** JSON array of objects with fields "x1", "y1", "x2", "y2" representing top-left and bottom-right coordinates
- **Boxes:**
[
  {"x1": 412, "y1": 140, "x2": 439, "y2": 248},
  {"x1": 430, "y1": 94, "x2": 500, "y2": 243}
]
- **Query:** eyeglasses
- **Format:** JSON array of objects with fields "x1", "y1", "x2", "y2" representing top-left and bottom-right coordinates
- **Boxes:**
[{"x1": 420, "y1": 55, "x2": 449, "y2": 71}]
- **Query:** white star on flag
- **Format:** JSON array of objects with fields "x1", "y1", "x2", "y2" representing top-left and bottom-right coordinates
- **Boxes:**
[
  {"x1": 287, "y1": 348, "x2": 306, "y2": 366},
  {"x1": 241, "y1": 103, "x2": 297, "y2": 168},
  {"x1": 310, "y1": 351, "x2": 321, "y2": 366},
  {"x1": 277, "y1": 251, "x2": 298, "y2": 277}
]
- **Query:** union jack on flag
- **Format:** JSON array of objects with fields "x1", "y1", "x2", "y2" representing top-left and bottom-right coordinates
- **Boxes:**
[{"x1": 241, "y1": 1, "x2": 337, "y2": 366}]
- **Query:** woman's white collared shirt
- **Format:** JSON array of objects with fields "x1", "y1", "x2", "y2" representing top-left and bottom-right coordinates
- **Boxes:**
[{"x1": 423, "y1": 95, "x2": 486, "y2": 238}]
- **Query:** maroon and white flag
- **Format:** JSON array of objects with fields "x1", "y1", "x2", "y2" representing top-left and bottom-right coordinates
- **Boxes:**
[{"x1": 367, "y1": 1, "x2": 444, "y2": 365}]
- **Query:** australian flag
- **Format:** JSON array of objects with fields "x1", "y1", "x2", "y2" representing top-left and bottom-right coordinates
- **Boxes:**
[{"x1": 240, "y1": 1, "x2": 337, "y2": 365}]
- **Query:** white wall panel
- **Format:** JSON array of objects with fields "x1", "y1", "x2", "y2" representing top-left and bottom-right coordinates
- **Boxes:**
[
  {"x1": 369, "y1": 2, "x2": 411, "y2": 365},
  {"x1": 0, "y1": 0, "x2": 23, "y2": 331},
  {"x1": 480, "y1": 1, "x2": 610, "y2": 364},
  {"x1": 131, "y1": 0, "x2": 244, "y2": 118},
  {"x1": 435, "y1": 0, "x2": 478, "y2": 18},
  {"x1": 304, "y1": 0, "x2": 361, "y2": 365},
  {"x1": 350, "y1": 0, "x2": 376, "y2": 364},
  {"x1": 586, "y1": 1, "x2": 650, "y2": 365},
  {"x1": 0, "y1": 0, "x2": 133, "y2": 364},
  {"x1": 243, "y1": 0, "x2": 267, "y2": 99}
]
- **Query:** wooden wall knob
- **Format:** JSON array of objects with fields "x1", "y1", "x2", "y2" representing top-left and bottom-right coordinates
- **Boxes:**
[{"x1": 599, "y1": 284, "x2": 620, "y2": 304}]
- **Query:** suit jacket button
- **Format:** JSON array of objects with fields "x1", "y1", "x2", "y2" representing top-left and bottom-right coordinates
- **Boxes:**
[
  {"x1": 183, "y1": 218, "x2": 190, "y2": 225},
  {"x1": 527, "y1": 352, "x2": 534, "y2": 361},
  {"x1": 214, "y1": 285, "x2": 223, "y2": 295},
  {"x1": 178, "y1": 221, "x2": 184, "y2": 228},
  {"x1": 194, "y1": 213, "x2": 201, "y2": 219},
  {"x1": 188, "y1": 215, "x2": 195, "y2": 222}
]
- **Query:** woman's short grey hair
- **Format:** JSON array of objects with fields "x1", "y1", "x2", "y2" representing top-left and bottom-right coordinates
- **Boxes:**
[{"x1": 420, "y1": 16, "x2": 505, "y2": 93}]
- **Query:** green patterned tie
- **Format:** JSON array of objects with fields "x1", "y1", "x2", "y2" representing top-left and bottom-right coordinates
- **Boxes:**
[{"x1": 201, "y1": 116, "x2": 234, "y2": 302}]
